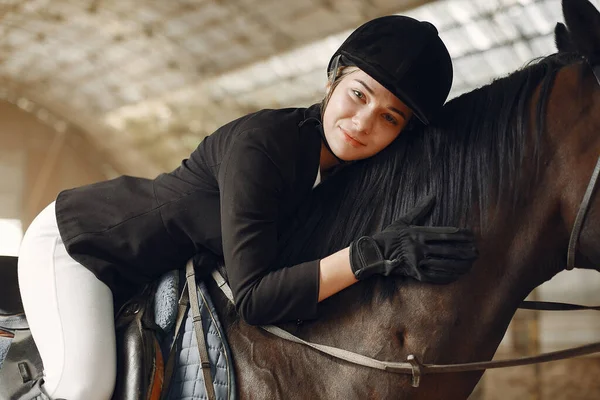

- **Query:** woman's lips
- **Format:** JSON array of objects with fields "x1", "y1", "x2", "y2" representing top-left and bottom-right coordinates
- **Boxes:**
[{"x1": 340, "y1": 128, "x2": 365, "y2": 148}]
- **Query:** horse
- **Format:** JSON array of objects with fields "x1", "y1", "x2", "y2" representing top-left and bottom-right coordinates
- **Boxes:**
[
  {"x1": 1, "y1": 0, "x2": 600, "y2": 398},
  {"x1": 203, "y1": 0, "x2": 600, "y2": 398}
]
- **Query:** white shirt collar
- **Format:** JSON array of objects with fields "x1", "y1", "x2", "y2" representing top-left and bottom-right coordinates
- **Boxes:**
[{"x1": 312, "y1": 168, "x2": 321, "y2": 189}]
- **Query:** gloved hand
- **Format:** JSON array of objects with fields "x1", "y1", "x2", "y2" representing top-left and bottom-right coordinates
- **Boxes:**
[{"x1": 349, "y1": 196, "x2": 478, "y2": 283}]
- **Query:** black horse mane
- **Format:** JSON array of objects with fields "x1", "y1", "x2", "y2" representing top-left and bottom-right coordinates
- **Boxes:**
[{"x1": 277, "y1": 51, "x2": 583, "y2": 267}]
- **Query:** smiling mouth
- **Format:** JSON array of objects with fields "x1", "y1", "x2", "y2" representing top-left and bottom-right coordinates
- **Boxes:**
[{"x1": 340, "y1": 128, "x2": 366, "y2": 147}]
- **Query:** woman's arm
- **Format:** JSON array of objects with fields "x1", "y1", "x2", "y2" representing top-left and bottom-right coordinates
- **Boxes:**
[
  {"x1": 219, "y1": 131, "x2": 324, "y2": 325},
  {"x1": 318, "y1": 247, "x2": 357, "y2": 302}
]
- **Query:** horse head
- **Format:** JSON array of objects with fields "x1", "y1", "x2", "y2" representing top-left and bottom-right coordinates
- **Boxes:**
[{"x1": 551, "y1": 0, "x2": 600, "y2": 273}]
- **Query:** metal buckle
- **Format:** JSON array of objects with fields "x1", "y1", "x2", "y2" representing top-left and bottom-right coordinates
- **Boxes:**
[{"x1": 406, "y1": 354, "x2": 423, "y2": 388}]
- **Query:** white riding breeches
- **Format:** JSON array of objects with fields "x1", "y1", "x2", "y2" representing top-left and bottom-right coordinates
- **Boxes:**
[{"x1": 17, "y1": 202, "x2": 117, "y2": 400}]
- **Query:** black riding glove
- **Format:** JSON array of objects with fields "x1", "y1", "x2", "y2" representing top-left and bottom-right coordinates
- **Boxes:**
[{"x1": 349, "y1": 196, "x2": 478, "y2": 284}]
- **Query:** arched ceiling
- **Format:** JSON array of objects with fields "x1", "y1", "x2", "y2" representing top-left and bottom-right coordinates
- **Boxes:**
[{"x1": 0, "y1": 0, "x2": 565, "y2": 176}]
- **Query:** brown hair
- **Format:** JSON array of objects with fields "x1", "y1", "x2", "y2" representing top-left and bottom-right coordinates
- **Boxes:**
[{"x1": 320, "y1": 65, "x2": 359, "y2": 119}]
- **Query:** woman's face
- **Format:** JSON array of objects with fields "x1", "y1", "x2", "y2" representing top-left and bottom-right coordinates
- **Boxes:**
[{"x1": 322, "y1": 68, "x2": 413, "y2": 162}]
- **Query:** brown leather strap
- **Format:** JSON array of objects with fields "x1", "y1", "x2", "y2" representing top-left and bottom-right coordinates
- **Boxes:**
[
  {"x1": 520, "y1": 300, "x2": 600, "y2": 311},
  {"x1": 186, "y1": 260, "x2": 217, "y2": 400},
  {"x1": 0, "y1": 328, "x2": 14, "y2": 338},
  {"x1": 567, "y1": 154, "x2": 600, "y2": 269},
  {"x1": 261, "y1": 319, "x2": 600, "y2": 388},
  {"x1": 399, "y1": 341, "x2": 600, "y2": 386},
  {"x1": 211, "y1": 270, "x2": 600, "y2": 388}
]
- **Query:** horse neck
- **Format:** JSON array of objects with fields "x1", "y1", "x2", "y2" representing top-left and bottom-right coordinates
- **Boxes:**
[
  {"x1": 307, "y1": 211, "x2": 564, "y2": 356},
  {"x1": 420, "y1": 63, "x2": 600, "y2": 363},
  {"x1": 289, "y1": 137, "x2": 570, "y2": 372},
  {"x1": 209, "y1": 158, "x2": 569, "y2": 399}
]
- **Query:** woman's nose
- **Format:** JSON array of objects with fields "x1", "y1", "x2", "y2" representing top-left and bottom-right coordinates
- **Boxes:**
[{"x1": 352, "y1": 108, "x2": 374, "y2": 134}]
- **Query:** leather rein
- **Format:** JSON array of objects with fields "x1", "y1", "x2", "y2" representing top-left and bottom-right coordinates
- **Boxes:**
[{"x1": 210, "y1": 65, "x2": 600, "y2": 388}]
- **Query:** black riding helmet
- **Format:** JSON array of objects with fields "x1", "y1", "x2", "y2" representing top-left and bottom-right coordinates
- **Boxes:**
[{"x1": 328, "y1": 15, "x2": 453, "y2": 125}]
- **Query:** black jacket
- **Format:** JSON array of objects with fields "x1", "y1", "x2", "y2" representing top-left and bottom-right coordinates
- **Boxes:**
[{"x1": 56, "y1": 104, "x2": 324, "y2": 324}]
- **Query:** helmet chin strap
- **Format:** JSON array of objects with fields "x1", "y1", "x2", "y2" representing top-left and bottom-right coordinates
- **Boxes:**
[
  {"x1": 299, "y1": 114, "x2": 350, "y2": 166},
  {"x1": 317, "y1": 124, "x2": 349, "y2": 165}
]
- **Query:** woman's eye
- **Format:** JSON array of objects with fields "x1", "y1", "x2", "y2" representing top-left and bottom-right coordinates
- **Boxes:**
[
  {"x1": 352, "y1": 89, "x2": 364, "y2": 100},
  {"x1": 383, "y1": 114, "x2": 398, "y2": 125}
]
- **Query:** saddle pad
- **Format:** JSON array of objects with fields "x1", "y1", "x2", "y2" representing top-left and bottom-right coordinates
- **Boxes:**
[
  {"x1": 166, "y1": 281, "x2": 236, "y2": 400},
  {"x1": 0, "y1": 332, "x2": 11, "y2": 369},
  {"x1": 0, "y1": 312, "x2": 29, "y2": 372}
]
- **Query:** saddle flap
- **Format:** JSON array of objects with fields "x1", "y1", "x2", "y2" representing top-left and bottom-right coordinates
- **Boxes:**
[
  {"x1": 0, "y1": 256, "x2": 25, "y2": 316},
  {"x1": 113, "y1": 285, "x2": 164, "y2": 400}
]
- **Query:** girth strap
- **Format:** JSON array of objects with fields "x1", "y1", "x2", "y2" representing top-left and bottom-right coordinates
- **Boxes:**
[{"x1": 186, "y1": 260, "x2": 217, "y2": 400}]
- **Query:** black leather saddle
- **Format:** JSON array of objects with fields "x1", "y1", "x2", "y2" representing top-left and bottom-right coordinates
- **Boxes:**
[{"x1": 0, "y1": 256, "x2": 44, "y2": 400}]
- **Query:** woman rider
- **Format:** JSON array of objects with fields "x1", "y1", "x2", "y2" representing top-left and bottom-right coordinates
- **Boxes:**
[{"x1": 17, "y1": 15, "x2": 478, "y2": 400}]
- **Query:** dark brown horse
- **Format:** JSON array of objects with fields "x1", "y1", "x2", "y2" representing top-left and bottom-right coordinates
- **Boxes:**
[{"x1": 205, "y1": 0, "x2": 600, "y2": 398}]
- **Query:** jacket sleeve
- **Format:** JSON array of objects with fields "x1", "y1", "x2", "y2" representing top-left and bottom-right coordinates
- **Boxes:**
[{"x1": 219, "y1": 130, "x2": 321, "y2": 325}]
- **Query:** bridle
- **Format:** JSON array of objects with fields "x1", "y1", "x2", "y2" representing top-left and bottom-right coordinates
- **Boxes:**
[
  {"x1": 567, "y1": 154, "x2": 600, "y2": 269},
  {"x1": 207, "y1": 64, "x2": 600, "y2": 388},
  {"x1": 567, "y1": 64, "x2": 600, "y2": 269}
]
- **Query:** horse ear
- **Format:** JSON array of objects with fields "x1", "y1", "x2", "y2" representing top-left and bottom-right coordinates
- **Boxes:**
[
  {"x1": 562, "y1": 0, "x2": 600, "y2": 60},
  {"x1": 554, "y1": 23, "x2": 575, "y2": 53}
]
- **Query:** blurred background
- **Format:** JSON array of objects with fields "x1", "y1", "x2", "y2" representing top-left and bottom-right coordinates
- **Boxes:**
[{"x1": 0, "y1": 0, "x2": 599, "y2": 398}]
